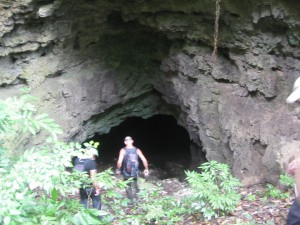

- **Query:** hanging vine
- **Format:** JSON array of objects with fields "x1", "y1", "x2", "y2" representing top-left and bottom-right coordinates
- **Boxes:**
[{"x1": 212, "y1": 0, "x2": 222, "y2": 60}]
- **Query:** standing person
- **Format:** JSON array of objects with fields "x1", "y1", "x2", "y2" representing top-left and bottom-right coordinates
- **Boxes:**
[
  {"x1": 74, "y1": 147, "x2": 101, "y2": 211},
  {"x1": 116, "y1": 136, "x2": 149, "y2": 205},
  {"x1": 287, "y1": 158, "x2": 300, "y2": 225},
  {"x1": 286, "y1": 77, "x2": 300, "y2": 225}
]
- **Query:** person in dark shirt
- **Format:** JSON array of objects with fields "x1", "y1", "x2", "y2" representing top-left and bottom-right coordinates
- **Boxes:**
[{"x1": 74, "y1": 147, "x2": 101, "y2": 210}]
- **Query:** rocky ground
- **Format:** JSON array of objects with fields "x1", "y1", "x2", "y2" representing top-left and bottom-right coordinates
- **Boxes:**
[{"x1": 97, "y1": 162, "x2": 292, "y2": 225}]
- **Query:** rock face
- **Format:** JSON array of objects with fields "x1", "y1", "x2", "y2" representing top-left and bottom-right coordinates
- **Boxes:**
[{"x1": 1, "y1": 0, "x2": 300, "y2": 184}]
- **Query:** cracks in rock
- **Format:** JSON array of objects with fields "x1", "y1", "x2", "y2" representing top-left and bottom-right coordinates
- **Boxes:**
[
  {"x1": 85, "y1": 41, "x2": 96, "y2": 48},
  {"x1": 218, "y1": 47, "x2": 230, "y2": 60},
  {"x1": 248, "y1": 90, "x2": 262, "y2": 98},
  {"x1": 212, "y1": 78, "x2": 232, "y2": 84},
  {"x1": 227, "y1": 12, "x2": 240, "y2": 18},
  {"x1": 106, "y1": 10, "x2": 124, "y2": 28},
  {"x1": 40, "y1": 51, "x2": 47, "y2": 57},
  {"x1": 254, "y1": 16, "x2": 289, "y2": 35},
  {"x1": 38, "y1": 40, "x2": 56, "y2": 56},
  {"x1": 0, "y1": 77, "x2": 28, "y2": 87},
  {"x1": 246, "y1": 89, "x2": 277, "y2": 102},
  {"x1": 5, "y1": 39, "x2": 55, "y2": 61},
  {"x1": 271, "y1": 66, "x2": 283, "y2": 72},
  {"x1": 36, "y1": 0, "x2": 56, "y2": 6},
  {"x1": 10, "y1": 56, "x2": 17, "y2": 63},
  {"x1": 46, "y1": 70, "x2": 63, "y2": 78},
  {"x1": 187, "y1": 77, "x2": 197, "y2": 83},
  {"x1": 73, "y1": 35, "x2": 80, "y2": 50},
  {"x1": 264, "y1": 96, "x2": 277, "y2": 102},
  {"x1": 14, "y1": 77, "x2": 28, "y2": 85},
  {"x1": 251, "y1": 139, "x2": 267, "y2": 157}
]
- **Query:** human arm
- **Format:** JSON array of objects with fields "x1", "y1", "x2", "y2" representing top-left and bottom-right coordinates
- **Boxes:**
[
  {"x1": 89, "y1": 169, "x2": 101, "y2": 196},
  {"x1": 137, "y1": 149, "x2": 149, "y2": 176},
  {"x1": 116, "y1": 148, "x2": 125, "y2": 174},
  {"x1": 287, "y1": 158, "x2": 300, "y2": 203}
]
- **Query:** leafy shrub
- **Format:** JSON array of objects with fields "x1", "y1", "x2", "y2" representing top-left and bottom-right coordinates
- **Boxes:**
[
  {"x1": 245, "y1": 193, "x2": 257, "y2": 202},
  {"x1": 263, "y1": 174, "x2": 294, "y2": 200},
  {"x1": 0, "y1": 90, "x2": 124, "y2": 225},
  {"x1": 133, "y1": 181, "x2": 187, "y2": 225},
  {"x1": 265, "y1": 183, "x2": 289, "y2": 200},
  {"x1": 279, "y1": 174, "x2": 294, "y2": 188},
  {"x1": 185, "y1": 160, "x2": 242, "y2": 219}
]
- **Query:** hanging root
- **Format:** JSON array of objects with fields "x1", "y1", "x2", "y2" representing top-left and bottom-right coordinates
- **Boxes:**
[{"x1": 212, "y1": 0, "x2": 222, "y2": 60}]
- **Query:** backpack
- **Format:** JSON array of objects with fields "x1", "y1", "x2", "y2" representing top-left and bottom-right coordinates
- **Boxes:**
[
  {"x1": 123, "y1": 147, "x2": 139, "y2": 177},
  {"x1": 74, "y1": 158, "x2": 86, "y2": 172}
]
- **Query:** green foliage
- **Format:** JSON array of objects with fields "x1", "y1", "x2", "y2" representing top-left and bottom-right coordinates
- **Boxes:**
[
  {"x1": 279, "y1": 174, "x2": 294, "y2": 188},
  {"x1": 0, "y1": 88, "x2": 62, "y2": 162},
  {"x1": 185, "y1": 160, "x2": 242, "y2": 219},
  {"x1": 138, "y1": 187, "x2": 187, "y2": 224},
  {"x1": 0, "y1": 90, "x2": 107, "y2": 224},
  {"x1": 245, "y1": 193, "x2": 257, "y2": 202},
  {"x1": 128, "y1": 162, "x2": 241, "y2": 224},
  {"x1": 26, "y1": 193, "x2": 101, "y2": 225},
  {"x1": 83, "y1": 141, "x2": 100, "y2": 149},
  {"x1": 1, "y1": 88, "x2": 62, "y2": 137},
  {"x1": 114, "y1": 180, "x2": 186, "y2": 225},
  {"x1": 264, "y1": 183, "x2": 289, "y2": 199},
  {"x1": 263, "y1": 174, "x2": 295, "y2": 201},
  {"x1": 0, "y1": 139, "x2": 107, "y2": 224},
  {"x1": 99, "y1": 178, "x2": 188, "y2": 225}
]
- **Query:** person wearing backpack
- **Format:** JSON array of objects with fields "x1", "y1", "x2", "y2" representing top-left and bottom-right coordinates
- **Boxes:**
[
  {"x1": 74, "y1": 147, "x2": 101, "y2": 211},
  {"x1": 116, "y1": 136, "x2": 149, "y2": 205}
]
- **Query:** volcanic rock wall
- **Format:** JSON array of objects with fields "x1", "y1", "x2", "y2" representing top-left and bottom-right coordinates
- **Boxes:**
[{"x1": 1, "y1": 0, "x2": 300, "y2": 184}]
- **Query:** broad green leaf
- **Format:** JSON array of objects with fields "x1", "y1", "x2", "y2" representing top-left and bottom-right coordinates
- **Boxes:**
[{"x1": 51, "y1": 188, "x2": 58, "y2": 201}]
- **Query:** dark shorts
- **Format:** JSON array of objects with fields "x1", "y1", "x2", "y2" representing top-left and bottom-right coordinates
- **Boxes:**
[
  {"x1": 79, "y1": 188, "x2": 97, "y2": 199},
  {"x1": 287, "y1": 200, "x2": 300, "y2": 225}
]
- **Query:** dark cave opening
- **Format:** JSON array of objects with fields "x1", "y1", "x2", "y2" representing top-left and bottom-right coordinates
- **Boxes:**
[{"x1": 87, "y1": 115, "x2": 192, "y2": 178}]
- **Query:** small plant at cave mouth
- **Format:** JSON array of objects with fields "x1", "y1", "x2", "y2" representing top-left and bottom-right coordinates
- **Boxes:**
[
  {"x1": 245, "y1": 193, "x2": 257, "y2": 202},
  {"x1": 134, "y1": 181, "x2": 187, "y2": 225},
  {"x1": 264, "y1": 183, "x2": 290, "y2": 200},
  {"x1": 185, "y1": 160, "x2": 242, "y2": 220},
  {"x1": 279, "y1": 174, "x2": 294, "y2": 188},
  {"x1": 262, "y1": 174, "x2": 294, "y2": 200}
]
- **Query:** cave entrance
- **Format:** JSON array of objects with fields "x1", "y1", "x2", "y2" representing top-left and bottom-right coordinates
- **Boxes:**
[{"x1": 88, "y1": 114, "x2": 191, "y2": 179}]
